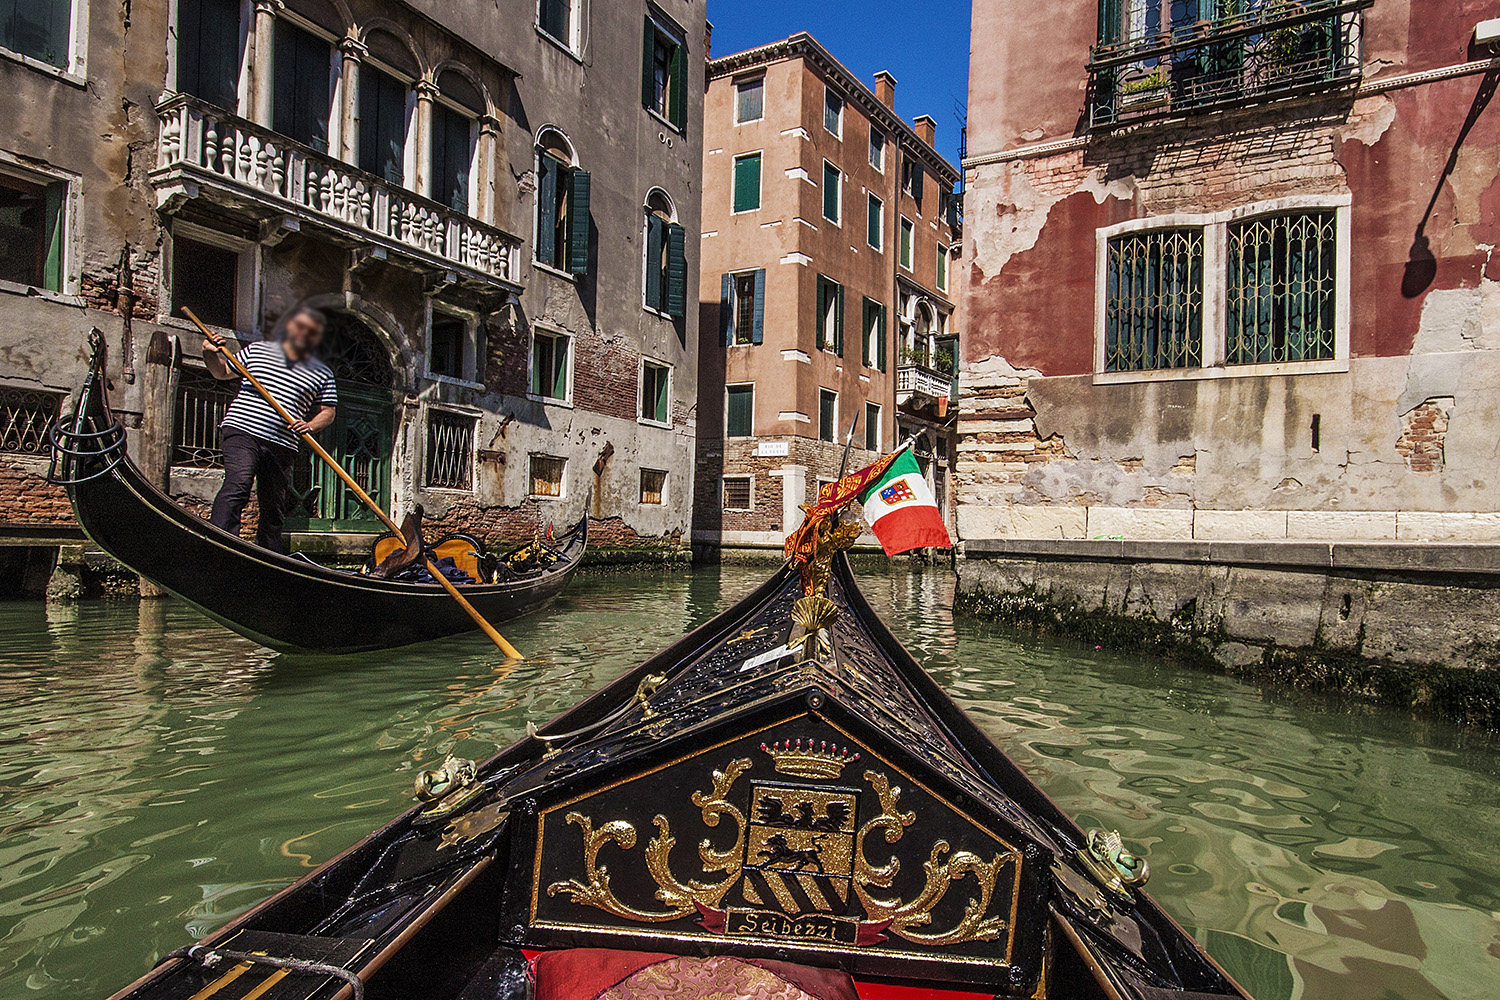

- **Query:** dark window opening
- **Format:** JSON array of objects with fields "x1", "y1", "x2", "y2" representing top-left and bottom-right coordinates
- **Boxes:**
[
  {"x1": 722, "y1": 475, "x2": 751, "y2": 511},
  {"x1": 819, "y1": 389, "x2": 837, "y2": 443},
  {"x1": 538, "y1": 0, "x2": 572, "y2": 46},
  {"x1": 864, "y1": 402, "x2": 881, "y2": 451},
  {"x1": 176, "y1": 0, "x2": 241, "y2": 110},
  {"x1": 2, "y1": 0, "x2": 70, "y2": 68},
  {"x1": 171, "y1": 235, "x2": 238, "y2": 330},
  {"x1": 641, "y1": 362, "x2": 670, "y2": 424},
  {"x1": 429, "y1": 312, "x2": 466, "y2": 380},
  {"x1": 272, "y1": 18, "x2": 332, "y2": 152},
  {"x1": 359, "y1": 63, "x2": 409, "y2": 184},
  {"x1": 0, "y1": 173, "x2": 63, "y2": 291},
  {"x1": 431, "y1": 102, "x2": 472, "y2": 213},
  {"x1": 531, "y1": 331, "x2": 569, "y2": 400},
  {"x1": 642, "y1": 17, "x2": 686, "y2": 130}
]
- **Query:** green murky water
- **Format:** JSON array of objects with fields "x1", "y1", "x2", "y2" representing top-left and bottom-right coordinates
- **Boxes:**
[{"x1": 1, "y1": 566, "x2": 1498, "y2": 999}]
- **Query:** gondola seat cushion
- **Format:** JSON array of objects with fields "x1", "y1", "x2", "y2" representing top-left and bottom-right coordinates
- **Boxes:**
[{"x1": 532, "y1": 949, "x2": 858, "y2": 1000}]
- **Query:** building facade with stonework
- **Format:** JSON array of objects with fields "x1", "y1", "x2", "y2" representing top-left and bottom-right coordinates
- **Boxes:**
[
  {"x1": 958, "y1": 0, "x2": 1500, "y2": 545},
  {"x1": 0, "y1": 0, "x2": 703, "y2": 595},
  {"x1": 694, "y1": 34, "x2": 961, "y2": 556}
]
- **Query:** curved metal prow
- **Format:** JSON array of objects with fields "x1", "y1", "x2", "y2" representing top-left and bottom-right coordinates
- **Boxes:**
[{"x1": 46, "y1": 330, "x2": 129, "y2": 486}]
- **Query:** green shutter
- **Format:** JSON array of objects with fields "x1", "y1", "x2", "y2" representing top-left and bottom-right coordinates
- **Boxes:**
[
  {"x1": 655, "y1": 367, "x2": 669, "y2": 421},
  {"x1": 1098, "y1": 0, "x2": 1122, "y2": 44},
  {"x1": 862, "y1": 299, "x2": 874, "y2": 366},
  {"x1": 42, "y1": 182, "x2": 65, "y2": 292},
  {"x1": 645, "y1": 215, "x2": 664, "y2": 309},
  {"x1": 536, "y1": 155, "x2": 557, "y2": 265},
  {"x1": 911, "y1": 161, "x2": 924, "y2": 203},
  {"x1": 834, "y1": 283, "x2": 844, "y2": 357},
  {"x1": 877, "y1": 304, "x2": 887, "y2": 371},
  {"x1": 665, "y1": 223, "x2": 686, "y2": 319},
  {"x1": 823, "y1": 163, "x2": 839, "y2": 222},
  {"x1": 733, "y1": 154, "x2": 760, "y2": 212},
  {"x1": 554, "y1": 336, "x2": 569, "y2": 398},
  {"x1": 751, "y1": 269, "x2": 765, "y2": 344},
  {"x1": 816, "y1": 279, "x2": 827, "y2": 351},
  {"x1": 567, "y1": 169, "x2": 590, "y2": 275},
  {"x1": 669, "y1": 38, "x2": 686, "y2": 129},
  {"x1": 531, "y1": 334, "x2": 548, "y2": 396},
  {"x1": 641, "y1": 17, "x2": 656, "y2": 108},
  {"x1": 720, "y1": 273, "x2": 734, "y2": 345},
  {"x1": 868, "y1": 196, "x2": 881, "y2": 248}
]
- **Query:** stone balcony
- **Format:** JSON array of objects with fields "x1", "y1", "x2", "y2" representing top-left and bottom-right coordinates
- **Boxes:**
[
  {"x1": 151, "y1": 94, "x2": 521, "y2": 291},
  {"x1": 896, "y1": 363, "x2": 955, "y2": 407}
]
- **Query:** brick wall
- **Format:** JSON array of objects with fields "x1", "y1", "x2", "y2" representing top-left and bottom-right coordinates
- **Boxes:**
[{"x1": 0, "y1": 460, "x2": 73, "y2": 525}]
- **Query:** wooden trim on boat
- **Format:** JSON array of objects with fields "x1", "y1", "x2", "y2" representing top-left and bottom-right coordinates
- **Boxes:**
[{"x1": 1051, "y1": 913, "x2": 1127, "y2": 1000}]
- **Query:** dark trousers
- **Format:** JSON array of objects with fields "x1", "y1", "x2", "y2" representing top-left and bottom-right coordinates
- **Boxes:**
[{"x1": 210, "y1": 428, "x2": 298, "y2": 553}]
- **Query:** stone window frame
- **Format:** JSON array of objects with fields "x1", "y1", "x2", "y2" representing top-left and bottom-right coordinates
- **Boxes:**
[
  {"x1": 528, "y1": 321, "x2": 574, "y2": 407},
  {"x1": 867, "y1": 192, "x2": 884, "y2": 252},
  {"x1": 161, "y1": 219, "x2": 258, "y2": 337},
  {"x1": 0, "y1": 152, "x2": 82, "y2": 301},
  {"x1": 638, "y1": 356, "x2": 673, "y2": 429},
  {"x1": 421, "y1": 403, "x2": 480, "y2": 493},
  {"x1": 721, "y1": 474, "x2": 753, "y2": 512},
  {"x1": 536, "y1": 0, "x2": 582, "y2": 59},
  {"x1": 724, "y1": 381, "x2": 754, "y2": 438},
  {"x1": 0, "y1": 0, "x2": 89, "y2": 86},
  {"x1": 1093, "y1": 193, "x2": 1351, "y2": 386},
  {"x1": 821, "y1": 159, "x2": 842, "y2": 227},
  {"x1": 424, "y1": 301, "x2": 484, "y2": 389},
  {"x1": 529, "y1": 452, "x2": 568, "y2": 499},
  {"x1": 733, "y1": 74, "x2": 765, "y2": 125},
  {"x1": 823, "y1": 84, "x2": 844, "y2": 140},
  {"x1": 731, "y1": 150, "x2": 763, "y2": 215}
]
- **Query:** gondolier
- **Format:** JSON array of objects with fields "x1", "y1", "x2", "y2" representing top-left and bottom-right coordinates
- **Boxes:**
[{"x1": 202, "y1": 306, "x2": 337, "y2": 553}]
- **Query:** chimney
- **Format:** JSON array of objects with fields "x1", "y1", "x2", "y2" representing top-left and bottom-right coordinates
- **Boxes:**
[
  {"x1": 874, "y1": 70, "x2": 897, "y2": 108},
  {"x1": 913, "y1": 114, "x2": 936, "y2": 146}
]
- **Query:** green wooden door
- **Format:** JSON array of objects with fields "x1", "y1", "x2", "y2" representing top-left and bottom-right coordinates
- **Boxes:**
[{"x1": 284, "y1": 385, "x2": 393, "y2": 532}]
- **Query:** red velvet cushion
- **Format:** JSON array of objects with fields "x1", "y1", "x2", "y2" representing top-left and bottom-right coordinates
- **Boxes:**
[{"x1": 531, "y1": 949, "x2": 859, "y2": 1000}]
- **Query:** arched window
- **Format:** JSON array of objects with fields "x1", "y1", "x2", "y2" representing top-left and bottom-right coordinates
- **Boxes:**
[
  {"x1": 535, "y1": 127, "x2": 590, "y2": 276},
  {"x1": 431, "y1": 67, "x2": 484, "y2": 213},
  {"x1": 358, "y1": 30, "x2": 417, "y2": 185},
  {"x1": 642, "y1": 189, "x2": 685, "y2": 318}
]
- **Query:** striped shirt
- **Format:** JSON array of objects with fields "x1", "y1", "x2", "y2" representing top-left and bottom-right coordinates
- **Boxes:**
[{"x1": 220, "y1": 340, "x2": 338, "y2": 451}]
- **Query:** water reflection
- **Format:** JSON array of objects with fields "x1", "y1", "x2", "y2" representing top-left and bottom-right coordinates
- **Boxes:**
[{"x1": 0, "y1": 566, "x2": 1497, "y2": 998}]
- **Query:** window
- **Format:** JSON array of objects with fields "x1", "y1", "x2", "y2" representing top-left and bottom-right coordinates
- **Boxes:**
[
  {"x1": 432, "y1": 102, "x2": 473, "y2": 213},
  {"x1": 726, "y1": 384, "x2": 753, "y2": 437},
  {"x1": 0, "y1": 172, "x2": 64, "y2": 291},
  {"x1": 530, "y1": 454, "x2": 566, "y2": 498},
  {"x1": 722, "y1": 476, "x2": 751, "y2": 511},
  {"x1": 1104, "y1": 228, "x2": 1204, "y2": 372},
  {"x1": 640, "y1": 360, "x2": 670, "y2": 425},
  {"x1": 901, "y1": 155, "x2": 924, "y2": 206},
  {"x1": 936, "y1": 244, "x2": 949, "y2": 292},
  {"x1": 864, "y1": 402, "x2": 881, "y2": 451},
  {"x1": 531, "y1": 329, "x2": 571, "y2": 401},
  {"x1": 640, "y1": 469, "x2": 667, "y2": 505},
  {"x1": 0, "y1": 386, "x2": 60, "y2": 456},
  {"x1": 862, "y1": 297, "x2": 887, "y2": 371},
  {"x1": 941, "y1": 185, "x2": 961, "y2": 230},
  {"x1": 816, "y1": 275, "x2": 843, "y2": 356},
  {"x1": 735, "y1": 77, "x2": 763, "y2": 123},
  {"x1": 171, "y1": 235, "x2": 238, "y2": 330},
  {"x1": 535, "y1": 130, "x2": 590, "y2": 275},
  {"x1": 271, "y1": 19, "x2": 332, "y2": 152},
  {"x1": 428, "y1": 311, "x2": 467, "y2": 380},
  {"x1": 818, "y1": 389, "x2": 837, "y2": 443},
  {"x1": 1226, "y1": 211, "x2": 1337, "y2": 365},
  {"x1": 1, "y1": 0, "x2": 71, "y2": 68},
  {"x1": 177, "y1": 0, "x2": 241, "y2": 110},
  {"x1": 824, "y1": 87, "x2": 843, "y2": 137},
  {"x1": 732, "y1": 152, "x2": 761, "y2": 213},
  {"x1": 537, "y1": 0, "x2": 574, "y2": 49},
  {"x1": 643, "y1": 192, "x2": 686, "y2": 318},
  {"x1": 721, "y1": 269, "x2": 764, "y2": 345},
  {"x1": 171, "y1": 366, "x2": 232, "y2": 468},
  {"x1": 642, "y1": 15, "x2": 686, "y2": 131},
  {"x1": 357, "y1": 63, "x2": 410, "y2": 184},
  {"x1": 899, "y1": 217, "x2": 914, "y2": 270},
  {"x1": 869, "y1": 128, "x2": 885, "y2": 171},
  {"x1": 867, "y1": 194, "x2": 884, "y2": 251},
  {"x1": 425, "y1": 410, "x2": 475, "y2": 490},
  {"x1": 822, "y1": 162, "x2": 841, "y2": 225}
]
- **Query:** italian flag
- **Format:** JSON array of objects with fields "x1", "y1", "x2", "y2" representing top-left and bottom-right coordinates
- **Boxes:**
[{"x1": 856, "y1": 448, "x2": 952, "y2": 556}]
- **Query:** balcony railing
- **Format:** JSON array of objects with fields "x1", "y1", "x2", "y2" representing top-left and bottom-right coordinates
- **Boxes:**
[
  {"x1": 897, "y1": 363, "x2": 955, "y2": 405},
  {"x1": 152, "y1": 94, "x2": 520, "y2": 286},
  {"x1": 1088, "y1": 0, "x2": 1371, "y2": 128}
]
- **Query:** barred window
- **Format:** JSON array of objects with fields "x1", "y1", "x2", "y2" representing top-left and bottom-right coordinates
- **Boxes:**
[
  {"x1": 530, "y1": 454, "x2": 565, "y2": 498},
  {"x1": 1227, "y1": 211, "x2": 1337, "y2": 365},
  {"x1": 172, "y1": 366, "x2": 234, "y2": 468},
  {"x1": 640, "y1": 468, "x2": 666, "y2": 505},
  {"x1": 0, "y1": 386, "x2": 61, "y2": 456},
  {"x1": 425, "y1": 410, "x2": 475, "y2": 490},
  {"x1": 1104, "y1": 228, "x2": 1203, "y2": 372},
  {"x1": 722, "y1": 475, "x2": 751, "y2": 511}
]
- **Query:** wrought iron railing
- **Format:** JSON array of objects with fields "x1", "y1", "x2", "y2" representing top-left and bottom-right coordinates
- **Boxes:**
[
  {"x1": 425, "y1": 410, "x2": 475, "y2": 491},
  {"x1": 1226, "y1": 210, "x2": 1336, "y2": 363},
  {"x1": 153, "y1": 94, "x2": 522, "y2": 284},
  {"x1": 0, "y1": 387, "x2": 61, "y2": 456},
  {"x1": 1088, "y1": 0, "x2": 1370, "y2": 127},
  {"x1": 172, "y1": 366, "x2": 234, "y2": 468}
]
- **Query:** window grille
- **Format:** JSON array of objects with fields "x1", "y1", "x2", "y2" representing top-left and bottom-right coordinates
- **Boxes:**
[
  {"x1": 530, "y1": 454, "x2": 565, "y2": 497},
  {"x1": 640, "y1": 469, "x2": 666, "y2": 505},
  {"x1": 0, "y1": 387, "x2": 60, "y2": 455},
  {"x1": 1226, "y1": 210, "x2": 1337, "y2": 365},
  {"x1": 172, "y1": 366, "x2": 234, "y2": 468},
  {"x1": 425, "y1": 410, "x2": 475, "y2": 490},
  {"x1": 1104, "y1": 228, "x2": 1203, "y2": 371},
  {"x1": 722, "y1": 476, "x2": 751, "y2": 510}
]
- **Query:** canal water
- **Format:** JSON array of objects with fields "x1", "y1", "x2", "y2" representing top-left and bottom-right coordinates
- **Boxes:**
[{"x1": 1, "y1": 565, "x2": 1498, "y2": 999}]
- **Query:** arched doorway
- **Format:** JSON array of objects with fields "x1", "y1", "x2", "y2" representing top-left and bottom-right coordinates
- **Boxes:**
[{"x1": 284, "y1": 311, "x2": 396, "y2": 532}]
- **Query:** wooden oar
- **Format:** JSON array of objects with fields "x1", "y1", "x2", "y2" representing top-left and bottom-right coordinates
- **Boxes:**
[{"x1": 181, "y1": 307, "x2": 524, "y2": 660}]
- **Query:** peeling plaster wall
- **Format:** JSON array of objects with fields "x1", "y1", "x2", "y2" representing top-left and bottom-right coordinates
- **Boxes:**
[{"x1": 958, "y1": 0, "x2": 1500, "y2": 542}]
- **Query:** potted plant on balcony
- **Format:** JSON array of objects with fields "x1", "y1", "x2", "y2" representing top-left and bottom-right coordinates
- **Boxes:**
[{"x1": 1120, "y1": 67, "x2": 1171, "y2": 109}]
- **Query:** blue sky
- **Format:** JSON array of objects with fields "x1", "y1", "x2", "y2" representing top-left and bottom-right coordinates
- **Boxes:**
[{"x1": 705, "y1": 0, "x2": 972, "y2": 166}]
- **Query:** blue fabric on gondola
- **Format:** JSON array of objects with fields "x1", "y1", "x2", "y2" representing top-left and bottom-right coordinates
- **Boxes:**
[{"x1": 391, "y1": 555, "x2": 475, "y2": 585}]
